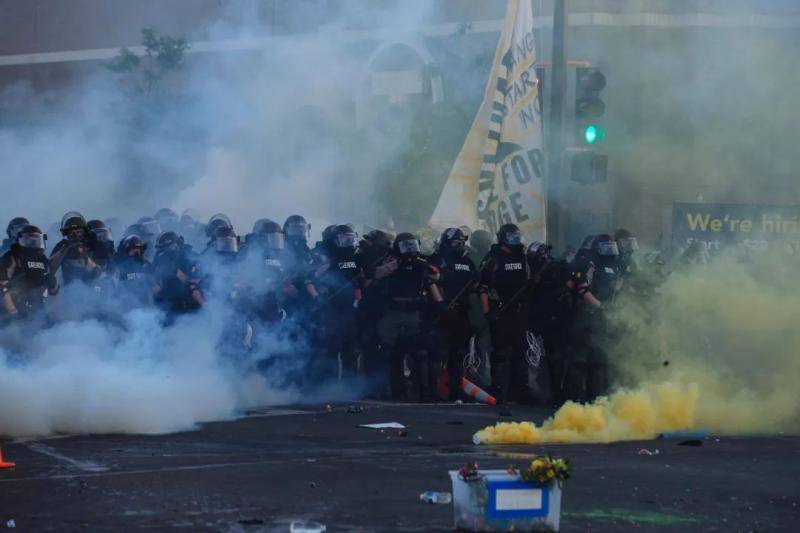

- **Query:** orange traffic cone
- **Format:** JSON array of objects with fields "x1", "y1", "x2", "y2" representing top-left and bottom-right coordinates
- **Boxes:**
[
  {"x1": 462, "y1": 377, "x2": 497, "y2": 405},
  {"x1": 0, "y1": 447, "x2": 15, "y2": 469}
]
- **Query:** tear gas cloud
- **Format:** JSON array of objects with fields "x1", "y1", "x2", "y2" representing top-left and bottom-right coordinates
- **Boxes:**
[
  {"x1": 0, "y1": 2, "x2": 438, "y2": 439},
  {"x1": 2, "y1": 1, "x2": 800, "y2": 441},
  {"x1": 476, "y1": 253, "x2": 800, "y2": 445}
]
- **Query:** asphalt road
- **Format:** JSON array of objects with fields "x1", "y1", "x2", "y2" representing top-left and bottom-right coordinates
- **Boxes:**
[{"x1": 1, "y1": 402, "x2": 798, "y2": 532}]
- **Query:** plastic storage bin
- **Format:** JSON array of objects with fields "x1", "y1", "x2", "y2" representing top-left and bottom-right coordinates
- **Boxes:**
[{"x1": 448, "y1": 469, "x2": 562, "y2": 532}]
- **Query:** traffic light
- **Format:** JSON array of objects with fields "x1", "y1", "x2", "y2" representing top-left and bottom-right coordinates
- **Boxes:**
[
  {"x1": 575, "y1": 67, "x2": 606, "y2": 145},
  {"x1": 570, "y1": 150, "x2": 608, "y2": 185}
]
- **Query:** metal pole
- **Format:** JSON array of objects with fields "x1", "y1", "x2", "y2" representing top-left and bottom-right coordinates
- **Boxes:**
[{"x1": 547, "y1": 0, "x2": 568, "y2": 251}]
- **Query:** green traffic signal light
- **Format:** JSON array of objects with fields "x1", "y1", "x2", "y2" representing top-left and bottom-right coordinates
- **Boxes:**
[{"x1": 584, "y1": 124, "x2": 605, "y2": 144}]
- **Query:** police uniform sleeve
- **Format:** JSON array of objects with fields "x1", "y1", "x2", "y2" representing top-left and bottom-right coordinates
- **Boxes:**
[{"x1": 0, "y1": 253, "x2": 15, "y2": 286}]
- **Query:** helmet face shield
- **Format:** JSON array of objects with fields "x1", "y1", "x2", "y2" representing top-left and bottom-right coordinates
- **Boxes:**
[
  {"x1": 335, "y1": 232, "x2": 358, "y2": 249},
  {"x1": 215, "y1": 236, "x2": 239, "y2": 253},
  {"x1": 397, "y1": 239, "x2": 421, "y2": 256},
  {"x1": 618, "y1": 237, "x2": 639, "y2": 253},
  {"x1": 502, "y1": 231, "x2": 523, "y2": 246},
  {"x1": 91, "y1": 227, "x2": 112, "y2": 243},
  {"x1": 597, "y1": 240, "x2": 620, "y2": 256},
  {"x1": 139, "y1": 219, "x2": 161, "y2": 238},
  {"x1": 285, "y1": 222, "x2": 309, "y2": 239},
  {"x1": 19, "y1": 232, "x2": 45, "y2": 250},
  {"x1": 265, "y1": 232, "x2": 285, "y2": 251}
]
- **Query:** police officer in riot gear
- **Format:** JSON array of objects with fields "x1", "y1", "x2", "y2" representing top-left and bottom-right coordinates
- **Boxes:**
[
  {"x1": 561, "y1": 235, "x2": 617, "y2": 403},
  {"x1": 313, "y1": 224, "x2": 365, "y2": 380},
  {"x1": 1, "y1": 225, "x2": 58, "y2": 320},
  {"x1": 428, "y1": 228, "x2": 479, "y2": 401},
  {"x1": 357, "y1": 229, "x2": 395, "y2": 387},
  {"x1": 479, "y1": 223, "x2": 531, "y2": 404},
  {"x1": 1, "y1": 217, "x2": 29, "y2": 256},
  {"x1": 88, "y1": 219, "x2": 115, "y2": 257},
  {"x1": 282, "y1": 215, "x2": 316, "y2": 316},
  {"x1": 204, "y1": 213, "x2": 233, "y2": 250},
  {"x1": 152, "y1": 231, "x2": 204, "y2": 318},
  {"x1": 241, "y1": 220, "x2": 292, "y2": 324},
  {"x1": 50, "y1": 212, "x2": 106, "y2": 285},
  {"x1": 115, "y1": 234, "x2": 154, "y2": 307},
  {"x1": 375, "y1": 232, "x2": 444, "y2": 401}
]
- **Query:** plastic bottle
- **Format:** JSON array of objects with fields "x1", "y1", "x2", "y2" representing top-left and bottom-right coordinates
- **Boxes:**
[{"x1": 419, "y1": 491, "x2": 453, "y2": 504}]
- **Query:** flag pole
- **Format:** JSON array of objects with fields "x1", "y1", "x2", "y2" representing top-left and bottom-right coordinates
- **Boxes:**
[{"x1": 547, "y1": 0, "x2": 568, "y2": 251}]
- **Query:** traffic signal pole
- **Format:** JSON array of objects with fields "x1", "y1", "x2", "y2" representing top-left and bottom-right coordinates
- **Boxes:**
[{"x1": 547, "y1": 0, "x2": 568, "y2": 251}]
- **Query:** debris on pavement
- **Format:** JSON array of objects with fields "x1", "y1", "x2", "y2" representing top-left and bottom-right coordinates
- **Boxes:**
[
  {"x1": 346, "y1": 405, "x2": 364, "y2": 414},
  {"x1": 638, "y1": 449, "x2": 660, "y2": 456},
  {"x1": 290, "y1": 520, "x2": 326, "y2": 533},
  {"x1": 6, "y1": 519, "x2": 16, "y2": 529},
  {"x1": 420, "y1": 491, "x2": 452, "y2": 504},
  {"x1": 358, "y1": 422, "x2": 406, "y2": 429}
]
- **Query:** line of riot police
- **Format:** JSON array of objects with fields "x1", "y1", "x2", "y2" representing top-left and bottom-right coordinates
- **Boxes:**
[{"x1": 1, "y1": 209, "x2": 646, "y2": 407}]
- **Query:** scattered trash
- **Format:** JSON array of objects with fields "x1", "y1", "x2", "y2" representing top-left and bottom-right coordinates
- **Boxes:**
[
  {"x1": 6, "y1": 519, "x2": 15, "y2": 529},
  {"x1": 658, "y1": 430, "x2": 709, "y2": 440},
  {"x1": 359, "y1": 422, "x2": 406, "y2": 430},
  {"x1": 638, "y1": 449, "x2": 660, "y2": 456},
  {"x1": 396, "y1": 430, "x2": 408, "y2": 437},
  {"x1": 0, "y1": 447, "x2": 15, "y2": 469},
  {"x1": 420, "y1": 491, "x2": 453, "y2": 504},
  {"x1": 346, "y1": 405, "x2": 364, "y2": 414},
  {"x1": 290, "y1": 520, "x2": 326, "y2": 533},
  {"x1": 677, "y1": 439, "x2": 704, "y2": 447},
  {"x1": 324, "y1": 405, "x2": 333, "y2": 413},
  {"x1": 238, "y1": 518, "x2": 264, "y2": 526}
]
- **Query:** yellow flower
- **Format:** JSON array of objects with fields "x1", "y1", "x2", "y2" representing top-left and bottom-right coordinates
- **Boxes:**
[{"x1": 547, "y1": 468, "x2": 556, "y2": 478}]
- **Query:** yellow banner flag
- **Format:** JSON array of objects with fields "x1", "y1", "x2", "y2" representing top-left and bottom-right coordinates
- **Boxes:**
[{"x1": 430, "y1": 0, "x2": 545, "y2": 241}]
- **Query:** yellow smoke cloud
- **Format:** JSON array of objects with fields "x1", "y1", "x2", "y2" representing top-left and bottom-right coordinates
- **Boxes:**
[{"x1": 475, "y1": 254, "x2": 800, "y2": 445}]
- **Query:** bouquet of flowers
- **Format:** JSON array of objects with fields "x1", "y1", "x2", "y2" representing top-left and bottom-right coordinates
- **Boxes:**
[{"x1": 509, "y1": 455, "x2": 571, "y2": 487}]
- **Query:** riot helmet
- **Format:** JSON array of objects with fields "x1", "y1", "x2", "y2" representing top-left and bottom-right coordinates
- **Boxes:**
[
  {"x1": 156, "y1": 231, "x2": 182, "y2": 254},
  {"x1": 136, "y1": 216, "x2": 162, "y2": 239},
  {"x1": 497, "y1": 223, "x2": 524, "y2": 248},
  {"x1": 394, "y1": 232, "x2": 421, "y2": 258},
  {"x1": 6, "y1": 217, "x2": 29, "y2": 241},
  {"x1": 364, "y1": 229, "x2": 393, "y2": 252},
  {"x1": 251, "y1": 218, "x2": 274, "y2": 235},
  {"x1": 440, "y1": 227, "x2": 468, "y2": 255},
  {"x1": 614, "y1": 228, "x2": 639, "y2": 254},
  {"x1": 87, "y1": 219, "x2": 113, "y2": 243},
  {"x1": 60, "y1": 212, "x2": 88, "y2": 240},
  {"x1": 592, "y1": 234, "x2": 620, "y2": 257},
  {"x1": 119, "y1": 234, "x2": 147, "y2": 258},
  {"x1": 17, "y1": 225, "x2": 46, "y2": 250},
  {"x1": 260, "y1": 220, "x2": 285, "y2": 251},
  {"x1": 213, "y1": 226, "x2": 239, "y2": 254},
  {"x1": 206, "y1": 214, "x2": 233, "y2": 239},
  {"x1": 283, "y1": 215, "x2": 310, "y2": 242},
  {"x1": 331, "y1": 224, "x2": 358, "y2": 250}
]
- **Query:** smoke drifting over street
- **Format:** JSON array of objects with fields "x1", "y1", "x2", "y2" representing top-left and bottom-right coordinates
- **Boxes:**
[{"x1": 1, "y1": 1, "x2": 799, "y2": 443}]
